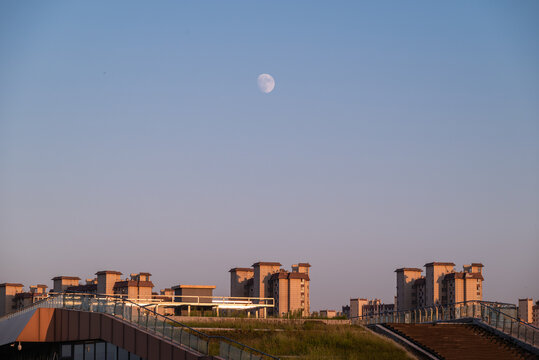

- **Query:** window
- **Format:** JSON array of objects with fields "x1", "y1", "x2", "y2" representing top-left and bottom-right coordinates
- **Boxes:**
[
  {"x1": 118, "y1": 348, "x2": 128, "y2": 360},
  {"x1": 74, "y1": 344, "x2": 83, "y2": 360},
  {"x1": 107, "y1": 343, "x2": 117, "y2": 360},
  {"x1": 96, "y1": 342, "x2": 105, "y2": 359},
  {"x1": 84, "y1": 342, "x2": 95, "y2": 359},
  {"x1": 61, "y1": 344, "x2": 71, "y2": 359}
]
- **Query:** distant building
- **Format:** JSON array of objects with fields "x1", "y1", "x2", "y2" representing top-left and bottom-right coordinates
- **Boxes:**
[
  {"x1": 0, "y1": 283, "x2": 24, "y2": 317},
  {"x1": 319, "y1": 309, "x2": 336, "y2": 318},
  {"x1": 518, "y1": 299, "x2": 533, "y2": 323},
  {"x1": 112, "y1": 273, "x2": 154, "y2": 299},
  {"x1": 395, "y1": 262, "x2": 484, "y2": 311},
  {"x1": 172, "y1": 284, "x2": 216, "y2": 316},
  {"x1": 534, "y1": 301, "x2": 539, "y2": 327},
  {"x1": 51, "y1": 276, "x2": 81, "y2": 293},
  {"x1": 13, "y1": 285, "x2": 48, "y2": 311},
  {"x1": 350, "y1": 298, "x2": 394, "y2": 319},
  {"x1": 517, "y1": 298, "x2": 539, "y2": 326},
  {"x1": 341, "y1": 305, "x2": 350, "y2": 318},
  {"x1": 230, "y1": 261, "x2": 311, "y2": 317}
]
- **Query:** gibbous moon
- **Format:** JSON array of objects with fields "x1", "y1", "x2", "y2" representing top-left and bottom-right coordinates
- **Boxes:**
[{"x1": 257, "y1": 73, "x2": 275, "y2": 94}]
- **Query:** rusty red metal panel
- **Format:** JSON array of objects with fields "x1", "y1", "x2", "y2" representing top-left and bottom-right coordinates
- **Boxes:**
[
  {"x1": 160, "y1": 341, "x2": 173, "y2": 360},
  {"x1": 184, "y1": 351, "x2": 200, "y2": 360},
  {"x1": 54, "y1": 308, "x2": 62, "y2": 340},
  {"x1": 79, "y1": 311, "x2": 90, "y2": 340},
  {"x1": 112, "y1": 319, "x2": 124, "y2": 347},
  {"x1": 172, "y1": 346, "x2": 186, "y2": 360},
  {"x1": 123, "y1": 324, "x2": 136, "y2": 354},
  {"x1": 148, "y1": 335, "x2": 160, "y2": 360},
  {"x1": 135, "y1": 330, "x2": 148, "y2": 359},
  {"x1": 90, "y1": 312, "x2": 100, "y2": 339},
  {"x1": 68, "y1": 310, "x2": 79, "y2": 341},
  {"x1": 100, "y1": 315, "x2": 113, "y2": 342},
  {"x1": 61, "y1": 309, "x2": 70, "y2": 341}
]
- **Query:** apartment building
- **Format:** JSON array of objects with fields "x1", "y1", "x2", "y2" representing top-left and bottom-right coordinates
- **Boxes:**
[
  {"x1": 229, "y1": 261, "x2": 310, "y2": 317},
  {"x1": 350, "y1": 298, "x2": 394, "y2": 319},
  {"x1": 0, "y1": 283, "x2": 23, "y2": 317},
  {"x1": 0, "y1": 270, "x2": 156, "y2": 317},
  {"x1": 518, "y1": 298, "x2": 533, "y2": 323},
  {"x1": 396, "y1": 262, "x2": 484, "y2": 311}
]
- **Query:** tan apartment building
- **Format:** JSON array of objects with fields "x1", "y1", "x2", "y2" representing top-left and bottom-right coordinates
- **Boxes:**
[
  {"x1": 13, "y1": 285, "x2": 48, "y2": 310},
  {"x1": 534, "y1": 301, "x2": 539, "y2": 327},
  {"x1": 518, "y1": 298, "x2": 533, "y2": 323},
  {"x1": 350, "y1": 298, "x2": 394, "y2": 319},
  {"x1": 0, "y1": 270, "x2": 157, "y2": 317},
  {"x1": 51, "y1": 276, "x2": 81, "y2": 293},
  {"x1": 396, "y1": 262, "x2": 484, "y2": 311},
  {"x1": 230, "y1": 261, "x2": 311, "y2": 317},
  {"x1": 0, "y1": 283, "x2": 24, "y2": 316},
  {"x1": 395, "y1": 268, "x2": 423, "y2": 311}
]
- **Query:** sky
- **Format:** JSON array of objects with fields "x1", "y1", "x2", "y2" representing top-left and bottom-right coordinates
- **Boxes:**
[{"x1": 0, "y1": 1, "x2": 538, "y2": 311}]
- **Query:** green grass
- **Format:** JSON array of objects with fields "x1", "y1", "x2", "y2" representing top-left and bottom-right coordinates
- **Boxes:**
[{"x1": 180, "y1": 320, "x2": 411, "y2": 359}]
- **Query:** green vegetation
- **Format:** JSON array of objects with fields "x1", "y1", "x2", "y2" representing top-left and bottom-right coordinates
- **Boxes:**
[{"x1": 181, "y1": 320, "x2": 411, "y2": 359}]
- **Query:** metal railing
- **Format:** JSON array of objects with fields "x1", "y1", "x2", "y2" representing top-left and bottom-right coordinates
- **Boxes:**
[
  {"x1": 112, "y1": 293, "x2": 275, "y2": 308},
  {"x1": 352, "y1": 300, "x2": 538, "y2": 348},
  {"x1": 1, "y1": 293, "x2": 279, "y2": 360}
]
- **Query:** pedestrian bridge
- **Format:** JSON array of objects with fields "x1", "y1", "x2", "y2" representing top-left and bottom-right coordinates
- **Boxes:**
[{"x1": 0, "y1": 293, "x2": 279, "y2": 360}]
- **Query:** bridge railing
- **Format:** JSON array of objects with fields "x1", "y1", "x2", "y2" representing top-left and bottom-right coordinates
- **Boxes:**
[
  {"x1": 2, "y1": 293, "x2": 279, "y2": 360},
  {"x1": 351, "y1": 300, "x2": 538, "y2": 348}
]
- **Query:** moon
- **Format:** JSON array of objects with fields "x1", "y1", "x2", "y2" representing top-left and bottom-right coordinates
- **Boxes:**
[{"x1": 257, "y1": 73, "x2": 275, "y2": 94}]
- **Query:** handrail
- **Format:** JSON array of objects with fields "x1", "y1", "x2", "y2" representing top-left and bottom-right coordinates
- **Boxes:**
[
  {"x1": 3, "y1": 293, "x2": 279, "y2": 359},
  {"x1": 350, "y1": 300, "x2": 515, "y2": 320},
  {"x1": 351, "y1": 300, "x2": 538, "y2": 349},
  {"x1": 114, "y1": 295, "x2": 279, "y2": 359}
]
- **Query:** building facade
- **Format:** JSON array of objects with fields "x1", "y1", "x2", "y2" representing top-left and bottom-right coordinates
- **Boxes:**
[
  {"x1": 396, "y1": 262, "x2": 484, "y2": 311},
  {"x1": 229, "y1": 261, "x2": 311, "y2": 317},
  {"x1": 518, "y1": 298, "x2": 533, "y2": 324},
  {"x1": 350, "y1": 298, "x2": 394, "y2": 319}
]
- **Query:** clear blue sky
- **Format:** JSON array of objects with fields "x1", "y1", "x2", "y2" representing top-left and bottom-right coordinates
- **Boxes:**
[{"x1": 1, "y1": 1, "x2": 538, "y2": 310}]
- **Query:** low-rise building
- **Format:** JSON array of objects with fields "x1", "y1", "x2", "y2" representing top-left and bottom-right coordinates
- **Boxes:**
[
  {"x1": 350, "y1": 298, "x2": 394, "y2": 319},
  {"x1": 319, "y1": 309, "x2": 337, "y2": 318}
]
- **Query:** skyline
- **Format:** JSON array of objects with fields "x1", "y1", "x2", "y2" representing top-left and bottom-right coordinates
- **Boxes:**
[{"x1": 1, "y1": 1, "x2": 538, "y2": 311}]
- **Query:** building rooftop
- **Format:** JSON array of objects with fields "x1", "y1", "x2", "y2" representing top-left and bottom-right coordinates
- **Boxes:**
[
  {"x1": 288, "y1": 272, "x2": 310, "y2": 280},
  {"x1": 297, "y1": 263, "x2": 311, "y2": 267},
  {"x1": 0, "y1": 283, "x2": 24, "y2": 287},
  {"x1": 171, "y1": 284, "x2": 216, "y2": 290},
  {"x1": 95, "y1": 271, "x2": 123, "y2": 275},
  {"x1": 394, "y1": 268, "x2": 422, "y2": 272},
  {"x1": 424, "y1": 262, "x2": 456, "y2": 267},
  {"x1": 65, "y1": 284, "x2": 97, "y2": 292},
  {"x1": 228, "y1": 267, "x2": 255, "y2": 272},
  {"x1": 443, "y1": 272, "x2": 484, "y2": 281},
  {"x1": 252, "y1": 262, "x2": 282, "y2": 267},
  {"x1": 113, "y1": 280, "x2": 154, "y2": 288},
  {"x1": 51, "y1": 276, "x2": 81, "y2": 281}
]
